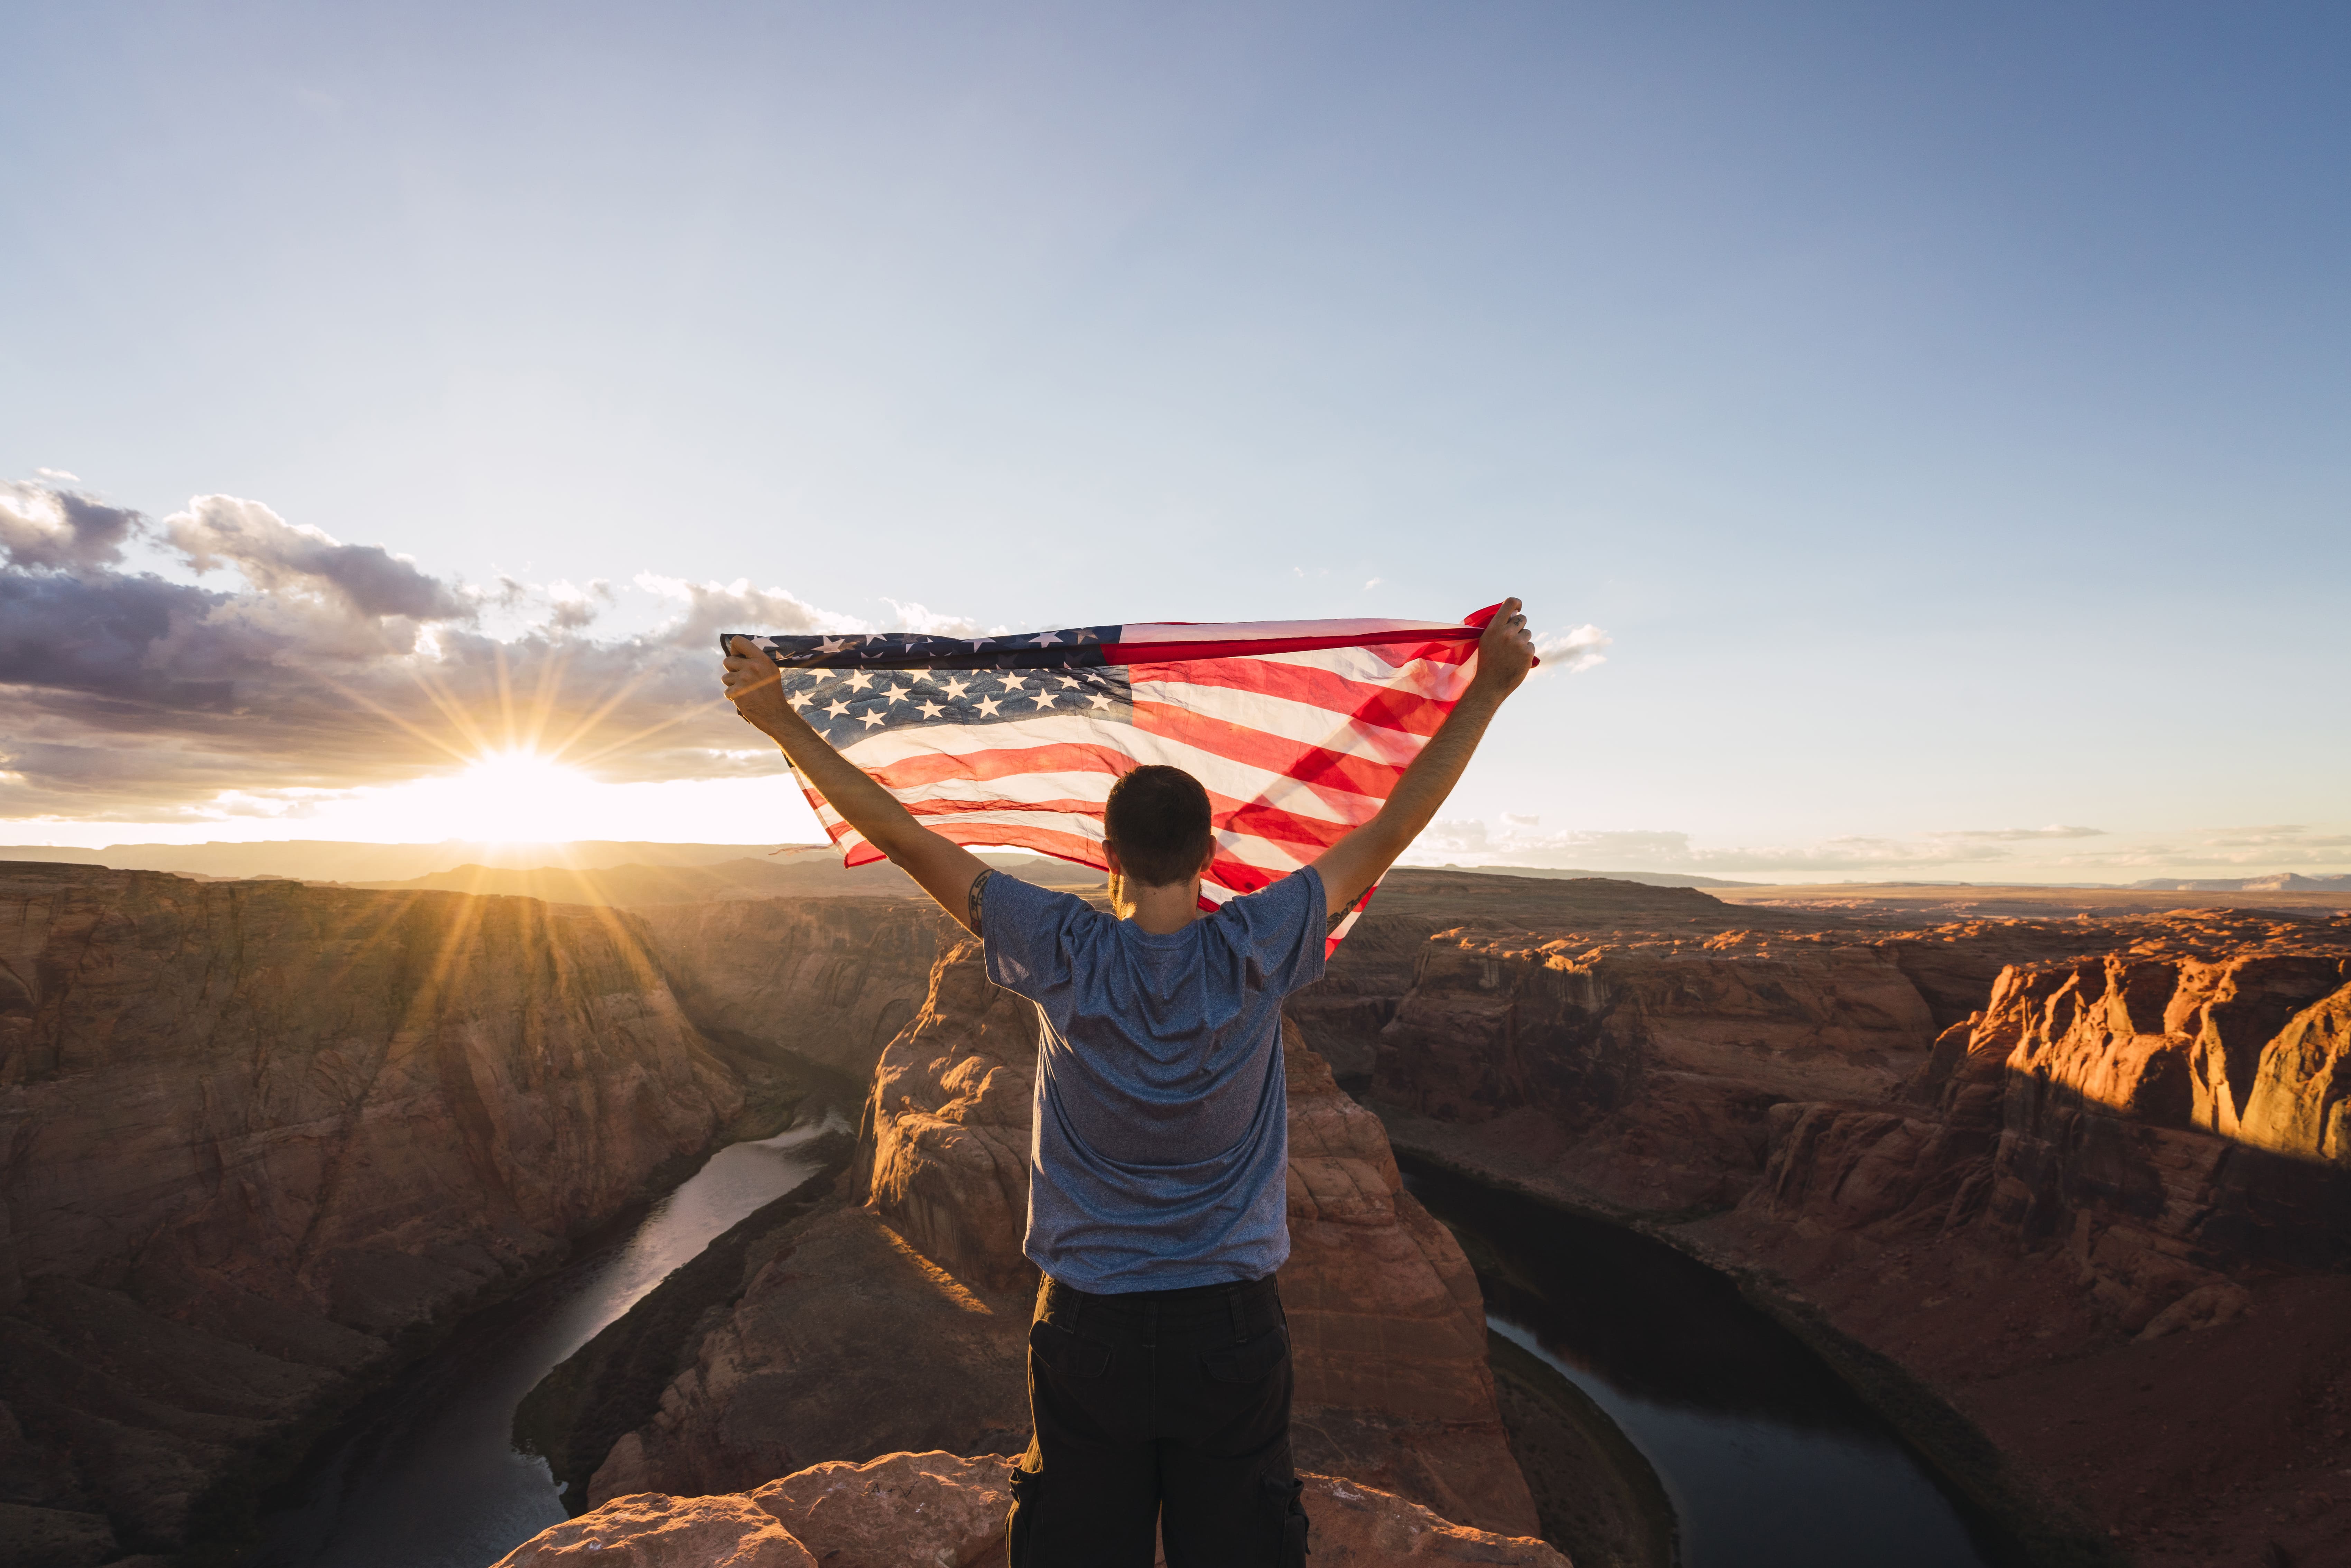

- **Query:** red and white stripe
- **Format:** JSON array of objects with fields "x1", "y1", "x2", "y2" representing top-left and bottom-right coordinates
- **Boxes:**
[{"x1": 795, "y1": 609, "x2": 1502, "y2": 951}]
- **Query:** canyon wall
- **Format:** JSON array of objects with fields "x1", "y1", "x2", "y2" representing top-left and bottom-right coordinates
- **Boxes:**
[
  {"x1": 572, "y1": 935, "x2": 1542, "y2": 1539},
  {"x1": 0, "y1": 864, "x2": 752, "y2": 1564},
  {"x1": 1288, "y1": 869, "x2": 1783, "y2": 1084},
  {"x1": 1364, "y1": 892, "x2": 2351, "y2": 1567},
  {"x1": 1373, "y1": 921, "x2": 1932, "y2": 1212},
  {"x1": 1757, "y1": 920, "x2": 2351, "y2": 1327},
  {"x1": 629, "y1": 897, "x2": 953, "y2": 1084}
]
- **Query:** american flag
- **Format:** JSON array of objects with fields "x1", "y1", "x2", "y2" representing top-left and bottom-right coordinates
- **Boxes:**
[{"x1": 724, "y1": 608, "x2": 1508, "y2": 951}]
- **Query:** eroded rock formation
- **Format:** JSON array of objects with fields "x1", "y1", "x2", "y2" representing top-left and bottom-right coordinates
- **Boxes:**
[
  {"x1": 506, "y1": 1450, "x2": 1569, "y2": 1568},
  {"x1": 630, "y1": 897, "x2": 953, "y2": 1083},
  {"x1": 1366, "y1": 891, "x2": 2351, "y2": 1567},
  {"x1": 1374, "y1": 922, "x2": 1933, "y2": 1211},
  {"x1": 0, "y1": 864, "x2": 753, "y2": 1562},
  {"x1": 573, "y1": 930, "x2": 1540, "y2": 1537},
  {"x1": 861, "y1": 938, "x2": 1538, "y2": 1535}
]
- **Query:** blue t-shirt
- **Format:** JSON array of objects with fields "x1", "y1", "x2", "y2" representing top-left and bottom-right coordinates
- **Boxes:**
[{"x1": 981, "y1": 866, "x2": 1328, "y2": 1293}]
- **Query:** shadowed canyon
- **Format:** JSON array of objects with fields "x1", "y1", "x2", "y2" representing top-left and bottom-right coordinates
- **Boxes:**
[{"x1": 4, "y1": 860, "x2": 2348, "y2": 1567}]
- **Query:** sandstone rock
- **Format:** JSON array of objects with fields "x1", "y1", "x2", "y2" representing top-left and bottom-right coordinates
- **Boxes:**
[
  {"x1": 1281, "y1": 1035, "x2": 1537, "y2": 1536},
  {"x1": 1293, "y1": 869, "x2": 1851, "y2": 1085},
  {"x1": 1374, "y1": 898, "x2": 2351, "y2": 1568},
  {"x1": 1374, "y1": 923, "x2": 1935, "y2": 1211},
  {"x1": 862, "y1": 938, "x2": 1042, "y2": 1295},
  {"x1": 488, "y1": 1492, "x2": 816, "y2": 1567},
  {"x1": 632, "y1": 898, "x2": 953, "y2": 1082},
  {"x1": 583, "y1": 1203, "x2": 1030, "y2": 1506},
  {"x1": 751, "y1": 1449, "x2": 1012, "y2": 1568},
  {"x1": 1300, "y1": 1471, "x2": 1571, "y2": 1566},
  {"x1": 515, "y1": 1454, "x2": 1567, "y2": 1568},
  {"x1": 0, "y1": 863, "x2": 750, "y2": 1553},
  {"x1": 593, "y1": 931, "x2": 1540, "y2": 1537}
]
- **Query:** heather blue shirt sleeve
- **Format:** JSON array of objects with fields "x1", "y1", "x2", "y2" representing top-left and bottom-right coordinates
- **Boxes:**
[
  {"x1": 979, "y1": 872, "x2": 1093, "y2": 999},
  {"x1": 1212, "y1": 866, "x2": 1328, "y2": 999}
]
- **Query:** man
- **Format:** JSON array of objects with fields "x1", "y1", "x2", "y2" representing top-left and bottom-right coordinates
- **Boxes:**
[{"x1": 720, "y1": 600, "x2": 1537, "y2": 1568}]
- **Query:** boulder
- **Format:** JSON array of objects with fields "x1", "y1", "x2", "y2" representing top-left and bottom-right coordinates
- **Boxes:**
[
  {"x1": 488, "y1": 1492, "x2": 815, "y2": 1567},
  {"x1": 751, "y1": 1450, "x2": 1012, "y2": 1568},
  {"x1": 511, "y1": 1454, "x2": 1569, "y2": 1568}
]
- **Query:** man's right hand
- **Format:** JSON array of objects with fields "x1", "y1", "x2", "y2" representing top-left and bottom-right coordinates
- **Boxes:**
[
  {"x1": 723, "y1": 637, "x2": 798, "y2": 735},
  {"x1": 1470, "y1": 598, "x2": 1537, "y2": 697}
]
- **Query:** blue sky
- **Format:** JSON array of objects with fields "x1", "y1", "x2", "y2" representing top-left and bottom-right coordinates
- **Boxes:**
[{"x1": 3, "y1": 2, "x2": 2345, "y2": 879}]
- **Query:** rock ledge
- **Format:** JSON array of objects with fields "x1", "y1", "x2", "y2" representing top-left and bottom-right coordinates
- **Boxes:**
[{"x1": 493, "y1": 1450, "x2": 1571, "y2": 1567}]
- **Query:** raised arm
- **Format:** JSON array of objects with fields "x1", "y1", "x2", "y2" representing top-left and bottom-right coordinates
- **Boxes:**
[
  {"x1": 1310, "y1": 600, "x2": 1537, "y2": 918},
  {"x1": 722, "y1": 637, "x2": 991, "y2": 933}
]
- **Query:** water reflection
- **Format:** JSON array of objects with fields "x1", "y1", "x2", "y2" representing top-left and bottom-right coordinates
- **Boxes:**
[
  {"x1": 253, "y1": 1115, "x2": 845, "y2": 1568},
  {"x1": 1403, "y1": 1163, "x2": 2014, "y2": 1568}
]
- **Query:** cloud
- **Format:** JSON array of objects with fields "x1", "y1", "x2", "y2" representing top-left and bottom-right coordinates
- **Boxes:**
[
  {"x1": 0, "y1": 481, "x2": 911, "y2": 820},
  {"x1": 1931, "y1": 825, "x2": 2105, "y2": 842},
  {"x1": 168, "y1": 495, "x2": 471, "y2": 621},
  {"x1": 1533, "y1": 623, "x2": 1609, "y2": 674},
  {"x1": 1, "y1": 482, "x2": 141, "y2": 572}
]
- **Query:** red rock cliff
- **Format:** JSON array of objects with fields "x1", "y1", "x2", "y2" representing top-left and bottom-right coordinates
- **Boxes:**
[
  {"x1": 629, "y1": 897, "x2": 953, "y2": 1083},
  {"x1": 1370, "y1": 894, "x2": 2351, "y2": 1566},
  {"x1": 0, "y1": 863, "x2": 748, "y2": 1561},
  {"x1": 591, "y1": 935, "x2": 1542, "y2": 1538}
]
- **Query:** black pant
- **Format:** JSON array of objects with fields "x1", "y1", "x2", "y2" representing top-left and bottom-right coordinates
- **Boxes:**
[{"x1": 1008, "y1": 1272, "x2": 1310, "y2": 1568}]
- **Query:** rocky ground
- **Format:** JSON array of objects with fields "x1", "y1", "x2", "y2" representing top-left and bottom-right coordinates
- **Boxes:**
[{"x1": 491, "y1": 1449, "x2": 1568, "y2": 1567}]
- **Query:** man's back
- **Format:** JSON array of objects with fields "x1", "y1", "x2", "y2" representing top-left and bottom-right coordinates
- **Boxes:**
[{"x1": 982, "y1": 865, "x2": 1327, "y2": 1292}]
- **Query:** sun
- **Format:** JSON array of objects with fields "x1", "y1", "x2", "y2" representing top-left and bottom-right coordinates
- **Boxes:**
[{"x1": 427, "y1": 750, "x2": 605, "y2": 844}]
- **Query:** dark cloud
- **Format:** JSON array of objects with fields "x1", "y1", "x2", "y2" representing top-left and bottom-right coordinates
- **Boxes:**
[
  {"x1": 168, "y1": 496, "x2": 472, "y2": 621},
  {"x1": 0, "y1": 483, "x2": 821, "y2": 820}
]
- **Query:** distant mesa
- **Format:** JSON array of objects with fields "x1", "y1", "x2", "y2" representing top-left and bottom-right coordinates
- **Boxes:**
[{"x1": 2125, "y1": 871, "x2": 2351, "y2": 892}]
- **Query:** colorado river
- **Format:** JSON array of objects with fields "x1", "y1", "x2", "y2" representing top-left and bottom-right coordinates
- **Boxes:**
[
  {"x1": 251, "y1": 1114, "x2": 845, "y2": 1568},
  {"x1": 1403, "y1": 1160, "x2": 2018, "y2": 1568},
  {"x1": 255, "y1": 1119, "x2": 2023, "y2": 1568}
]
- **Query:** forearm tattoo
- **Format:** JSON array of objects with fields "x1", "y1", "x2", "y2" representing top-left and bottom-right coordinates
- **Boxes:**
[{"x1": 967, "y1": 868, "x2": 993, "y2": 937}]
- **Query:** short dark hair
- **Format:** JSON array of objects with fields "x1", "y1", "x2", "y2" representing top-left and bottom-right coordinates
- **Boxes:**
[{"x1": 1103, "y1": 765, "x2": 1214, "y2": 887}]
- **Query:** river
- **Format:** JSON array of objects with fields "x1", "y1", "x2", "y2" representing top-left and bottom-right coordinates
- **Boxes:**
[
  {"x1": 249, "y1": 1114, "x2": 845, "y2": 1568},
  {"x1": 255, "y1": 1122, "x2": 2022, "y2": 1568},
  {"x1": 1403, "y1": 1160, "x2": 2019, "y2": 1568}
]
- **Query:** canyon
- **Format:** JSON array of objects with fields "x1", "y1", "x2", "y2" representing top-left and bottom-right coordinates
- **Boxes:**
[
  {"x1": 544, "y1": 932, "x2": 1539, "y2": 1538},
  {"x1": 0, "y1": 863, "x2": 946, "y2": 1566},
  {"x1": 1357, "y1": 889, "x2": 2351, "y2": 1568},
  {"x1": 13, "y1": 856, "x2": 2351, "y2": 1567}
]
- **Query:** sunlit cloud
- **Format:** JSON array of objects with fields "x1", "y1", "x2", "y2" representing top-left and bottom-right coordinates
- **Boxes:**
[
  {"x1": 0, "y1": 479, "x2": 911, "y2": 831},
  {"x1": 1532, "y1": 623, "x2": 1609, "y2": 674}
]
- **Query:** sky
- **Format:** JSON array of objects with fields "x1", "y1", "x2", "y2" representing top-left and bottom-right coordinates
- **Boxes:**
[{"x1": 2, "y1": 1, "x2": 2346, "y2": 883}]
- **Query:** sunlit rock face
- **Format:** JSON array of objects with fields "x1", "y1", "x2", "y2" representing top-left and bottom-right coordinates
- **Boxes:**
[
  {"x1": 1365, "y1": 893, "x2": 2351, "y2": 1565},
  {"x1": 591, "y1": 934, "x2": 1541, "y2": 1538},
  {"x1": 0, "y1": 862, "x2": 745, "y2": 1561},
  {"x1": 1748, "y1": 918, "x2": 2351, "y2": 1320},
  {"x1": 526, "y1": 1452, "x2": 1570, "y2": 1568},
  {"x1": 631, "y1": 897, "x2": 953, "y2": 1083}
]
